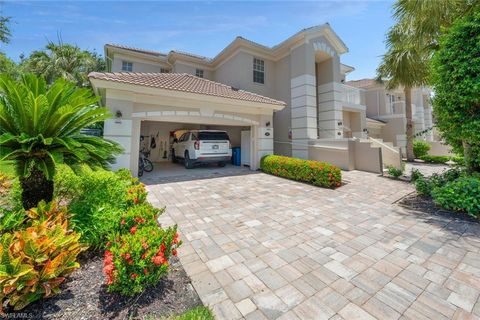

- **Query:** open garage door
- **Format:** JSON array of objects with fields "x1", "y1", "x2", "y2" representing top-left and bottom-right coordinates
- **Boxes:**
[{"x1": 138, "y1": 120, "x2": 253, "y2": 179}]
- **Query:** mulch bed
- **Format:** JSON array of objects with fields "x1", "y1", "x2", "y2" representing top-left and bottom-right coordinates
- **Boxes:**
[
  {"x1": 398, "y1": 193, "x2": 478, "y2": 224},
  {"x1": 2, "y1": 251, "x2": 202, "y2": 320}
]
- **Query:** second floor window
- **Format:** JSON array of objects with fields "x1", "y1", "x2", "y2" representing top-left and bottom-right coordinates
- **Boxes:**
[
  {"x1": 122, "y1": 61, "x2": 133, "y2": 72},
  {"x1": 253, "y1": 58, "x2": 265, "y2": 84},
  {"x1": 195, "y1": 69, "x2": 204, "y2": 78}
]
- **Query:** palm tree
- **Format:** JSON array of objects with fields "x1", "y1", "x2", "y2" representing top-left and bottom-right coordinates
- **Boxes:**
[
  {"x1": 0, "y1": 16, "x2": 11, "y2": 44},
  {"x1": 377, "y1": 22, "x2": 430, "y2": 161},
  {"x1": 381, "y1": 0, "x2": 480, "y2": 161},
  {"x1": 20, "y1": 41, "x2": 105, "y2": 87},
  {"x1": 392, "y1": 0, "x2": 479, "y2": 50},
  {"x1": 0, "y1": 74, "x2": 122, "y2": 209}
]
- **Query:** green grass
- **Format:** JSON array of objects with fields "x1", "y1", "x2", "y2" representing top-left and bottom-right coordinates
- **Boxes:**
[{"x1": 141, "y1": 307, "x2": 214, "y2": 320}]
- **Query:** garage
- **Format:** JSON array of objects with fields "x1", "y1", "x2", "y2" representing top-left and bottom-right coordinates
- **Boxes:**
[
  {"x1": 138, "y1": 120, "x2": 252, "y2": 178},
  {"x1": 89, "y1": 72, "x2": 285, "y2": 177}
]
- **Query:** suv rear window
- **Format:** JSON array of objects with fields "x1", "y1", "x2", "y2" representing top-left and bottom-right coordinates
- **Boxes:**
[{"x1": 198, "y1": 131, "x2": 230, "y2": 141}]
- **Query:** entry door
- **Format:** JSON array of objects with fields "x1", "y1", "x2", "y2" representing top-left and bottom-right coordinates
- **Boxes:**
[{"x1": 241, "y1": 130, "x2": 251, "y2": 166}]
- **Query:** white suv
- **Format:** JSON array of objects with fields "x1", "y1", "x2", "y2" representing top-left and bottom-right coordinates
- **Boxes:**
[{"x1": 172, "y1": 130, "x2": 232, "y2": 169}]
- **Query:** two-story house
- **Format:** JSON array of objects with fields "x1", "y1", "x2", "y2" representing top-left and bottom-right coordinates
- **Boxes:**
[
  {"x1": 346, "y1": 79, "x2": 434, "y2": 153},
  {"x1": 89, "y1": 24, "x2": 395, "y2": 176}
]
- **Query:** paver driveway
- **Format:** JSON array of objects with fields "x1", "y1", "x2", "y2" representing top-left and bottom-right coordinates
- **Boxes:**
[{"x1": 146, "y1": 169, "x2": 480, "y2": 320}]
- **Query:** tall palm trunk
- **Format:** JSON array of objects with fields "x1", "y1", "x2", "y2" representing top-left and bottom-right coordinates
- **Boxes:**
[
  {"x1": 404, "y1": 87, "x2": 415, "y2": 161},
  {"x1": 19, "y1": 168, "x2": 54, "y2": 209}
]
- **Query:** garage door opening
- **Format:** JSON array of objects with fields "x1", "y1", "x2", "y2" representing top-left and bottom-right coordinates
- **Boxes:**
[{"x1": 138, "y1": 120, "x2": 253, "y2": 182}]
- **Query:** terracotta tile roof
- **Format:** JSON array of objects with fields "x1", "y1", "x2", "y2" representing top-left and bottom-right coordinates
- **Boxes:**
[
  {"x1": 105, "y1": 44, "x2": 167, "y2": 57},
  {"x1": 89, "y1": 72, "x2": 286, "y2": 106},
  {"x1": 346, "y1": 79, "x2": 381, "y2": 89}
]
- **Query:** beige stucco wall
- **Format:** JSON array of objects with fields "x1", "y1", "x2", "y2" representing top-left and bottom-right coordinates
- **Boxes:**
[
  {"x1": 308, "y1": 139, "x2": 382, "y2": 173},
  {"x1": 111, "y1": 53, "x2": 167, "y2": 73},
  {"x1": 353, "y1": 140, "x2": 382, "y2": 173},
  {"x1": 428, "y1": 141, "x2": 453, "y2": 157},
  {"x1": 174, "y1": 61, "x2": 213, "y2": 79},
  {"x1": 381, "y1": 117, "x2": 406, "y2": 146},
  {"x1": 213, "y1": 51, "x2": 275, "y2": 98}
]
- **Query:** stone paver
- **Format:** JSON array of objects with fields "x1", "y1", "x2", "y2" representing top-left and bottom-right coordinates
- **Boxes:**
[{"x1": 146, "y1": 167, "x2": 480, "y2": 319}]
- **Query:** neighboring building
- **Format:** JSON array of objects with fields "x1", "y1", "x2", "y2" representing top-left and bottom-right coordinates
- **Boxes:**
[
  {"x1": 90, "y1": 24, "x2": 396, "y2": 176},
  {"x1": 346, "y1": 79, "x2": 434, "y2": 153}
]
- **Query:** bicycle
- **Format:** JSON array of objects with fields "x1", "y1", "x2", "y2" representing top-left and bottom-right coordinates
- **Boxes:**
[{"x1": 138, "y1": 149, "x2": 153, "y2": 177}]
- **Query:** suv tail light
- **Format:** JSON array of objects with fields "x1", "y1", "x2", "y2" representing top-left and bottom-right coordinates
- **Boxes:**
[
  {"x1": 194, "y1": 140, "x2": 200, "y2": 150},
  {"x1": 228, "y1": 141, "x2": 231, "y2": 149}
]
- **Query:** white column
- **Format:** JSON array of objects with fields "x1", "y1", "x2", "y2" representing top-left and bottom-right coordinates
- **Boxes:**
[{"x1": 291, "y1": 74, "x2": 317, "y2": 159}]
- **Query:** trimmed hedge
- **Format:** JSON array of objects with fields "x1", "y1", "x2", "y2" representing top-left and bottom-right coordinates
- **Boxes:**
[
  {"x1": 420, "y1": 155, "x2": 464, "y2": 164},
  {"x1": 260, "y1": 155, "x2": 341, "y2": 188},
  {"x1": 413, "y1": 140, "x2": 431, "y2": 158}
]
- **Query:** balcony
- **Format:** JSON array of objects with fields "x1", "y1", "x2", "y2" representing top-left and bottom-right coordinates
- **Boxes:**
[{"x1": 340, "y1": 84, "x2": 363, "y2": 105}]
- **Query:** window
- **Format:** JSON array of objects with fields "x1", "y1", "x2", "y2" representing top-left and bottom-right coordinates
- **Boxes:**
[
  {"x1": 198, "y1": 131, "x2": 230, "y2": 141},
  {"x1": 253, "y1": 58, "x2": 265, "y2": 84},
  {"x1": 178, "y1": 132, "x2": 189, "y2": 142},
  {"x1": 195, "y1": 69, "x2": 204, "y2": 78},
  {"x1": 122, "y1": 61, "x2": 133, "y2": 72},
  {"x1": 160, "y1": 68, "x2": 171, "y2": 73}
]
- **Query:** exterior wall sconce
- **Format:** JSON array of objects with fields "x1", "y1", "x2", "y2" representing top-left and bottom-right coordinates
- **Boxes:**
[
  {"x1": 266, "y1": 121, "x2": 271, "y2": 127},
  {"x1": 363, "y1": 128, "x2": 368, "y2": 132},
  {"x1": 337, "y1": 132, "x2": 342, "y2": 136},
  {"x1": 337, "y1": 121, "x2": 343, "y2": 126},
  {"x1": 115, "y1": 110, "x2": 123, "y2": 124}
]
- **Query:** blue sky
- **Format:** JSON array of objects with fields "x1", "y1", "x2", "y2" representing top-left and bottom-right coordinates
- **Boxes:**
[{"x1": 1, "y1": 1, "x2": 395, "y2": 80}]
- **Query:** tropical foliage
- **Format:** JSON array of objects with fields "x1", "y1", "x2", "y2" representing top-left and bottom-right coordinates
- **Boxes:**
[
  {"x1": 54, "y1": 165, "x2": 145, "y2": 249},
  {"x1": 376, "y1": 21, "x2": 430, "y2": 161},
  {"x1": 260, "y1": 155, "x2": 341, "y2": 188},
  {"x1": 378, "y1": 0, "x2": 480, "y2": 162},
  {"x1": 431, "y1": 176, "x2": 480, "y2": 218},
  {"x1": 20, "y1": 42, "x2": 105, "y2": 87},
  {"x1": 0, "y1": 74, "x2": 122, "y2": 209},
  {"x1": 0, "y1": 202, "x2": 83, "y2": 313},
  {"x1": 431, "y1": 11, "x2": 480, "y2": 173},
  {"x1": 0, "y1": 16, "x2": 10, "y2": 44}
]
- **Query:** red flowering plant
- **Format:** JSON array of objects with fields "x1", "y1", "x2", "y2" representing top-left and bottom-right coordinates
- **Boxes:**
[
  {"x1": 125, "y1": 181, "x2": 147, "y2": 207},
  {"x1": 103, "y1": 223, "x2": 181, "y2": 295},
  {"x1": 117, "y1": 203, "x2": 162, "y2": 234}
]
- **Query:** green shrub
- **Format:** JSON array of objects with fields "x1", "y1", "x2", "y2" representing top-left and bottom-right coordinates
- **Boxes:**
[
  {"x1": 0, "y1": 202, "x2": 83, "y2": 311},
  {"x1": 415, "y1": 177, "x2": 432, "y2": 196},
  {"x1": 413, "y1": 140, "x2": 431, "y2": 158},
  {"x1": 410, "y1": 168, "x2": 424, "y2": 182},
  {"x1": 431, "y1": 176, "x2": 480, "y2": 218},
  {"x1": 260, "y1": 155, "x2": 341, "y2": 188},
  {"x1": 414, "y1": 167, "x2": 464, "y2": 196},
  {"x1": 55, "y1": 166, "x2": 138, "y2": 249},
  {"x1": 419, "y1": 155, "x2": 451, "y2": 164},
  {"x1": 104, "y1": 223, "x2": 181, "y2": 296},
  {"x1": 386, "y1": 165, "x2": 404, "y2": 179}
]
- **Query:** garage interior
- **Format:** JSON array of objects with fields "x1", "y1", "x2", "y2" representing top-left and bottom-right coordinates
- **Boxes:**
[{"x1": 139, "y1": 120, "x2": 252, "y2": 177}]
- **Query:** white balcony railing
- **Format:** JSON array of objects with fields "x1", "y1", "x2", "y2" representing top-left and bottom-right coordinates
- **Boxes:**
[
  {"x1": 386, "y1": 101, "x2": 416, "y2": 115},
  {"x1": 340, "y1": 84, "x2": 363, "y2": 105}
]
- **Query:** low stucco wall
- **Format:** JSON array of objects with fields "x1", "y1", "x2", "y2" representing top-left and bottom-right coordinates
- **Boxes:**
[
  {"x1": 353, "y1": 141, "x2": 383, "y2": 173},
  {"x1": 369, "y1": 138, "x2": 402, "y2": 169},
  {"x1": 308, "y1": 139, "x2": 382, "y2": 173},
  {"x1": 428, "y1": 141, "x2": 453, "y2": 157},
  {"x1": 308, "y1": 144, "x2": 354, "y2": 171}
]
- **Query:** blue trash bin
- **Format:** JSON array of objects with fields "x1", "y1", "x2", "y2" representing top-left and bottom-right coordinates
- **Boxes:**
[{"x1": 232, "y1": 147, "x2": 241, "y2": 166}]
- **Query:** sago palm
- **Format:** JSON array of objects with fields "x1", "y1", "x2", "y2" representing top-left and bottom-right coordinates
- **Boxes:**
[
  {"x1": 377, "y1": 22, "x2": 430, "y2": 161},
  {"x1": 0, "y1": 74, "x2": 122, "y2": 209}
]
